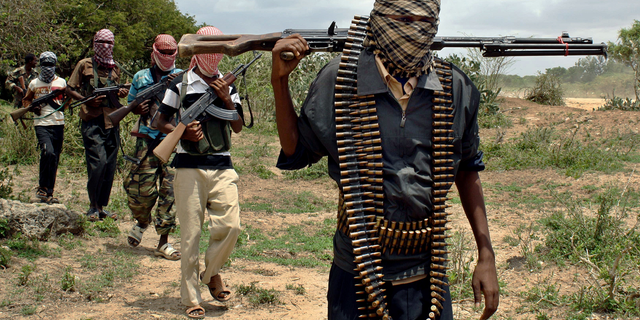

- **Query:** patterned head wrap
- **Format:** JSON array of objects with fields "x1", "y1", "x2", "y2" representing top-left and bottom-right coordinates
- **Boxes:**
[
  {"x1": 189, "y1": 26, "x2": 224, "y2": 78},
  {"x1": 369, "y1": 0, "x2": 440, "y2": 77},
  {"x1": 39, "y1": 51, "x2": 57, "y2": 83},
  {"x1": 93, "y1": 29, "x2": 116, "y2": 69},
  {"x1": 152, "y1": 34, "x2": 178, "y2": 72}
]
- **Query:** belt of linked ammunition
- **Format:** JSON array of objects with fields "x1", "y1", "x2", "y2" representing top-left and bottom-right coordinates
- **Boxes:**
[
  {"x1": 335, "y1": 15, "x2": 456, "y2": 320},
  {"x1": 334, "y1": 15, "x2": 390, "y2": 320}
]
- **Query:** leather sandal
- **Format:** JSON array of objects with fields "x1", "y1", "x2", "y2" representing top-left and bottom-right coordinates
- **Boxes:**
[{"x1": 186, "y1": 305, "x2": 205, "y2": 319}]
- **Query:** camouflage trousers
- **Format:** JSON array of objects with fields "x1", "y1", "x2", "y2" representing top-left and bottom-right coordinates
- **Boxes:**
[{"x1": 123, "y1": 137, "x2": 175, "y2": 235}]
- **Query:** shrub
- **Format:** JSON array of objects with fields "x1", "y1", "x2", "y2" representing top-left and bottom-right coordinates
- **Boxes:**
[{"x1": 526, "y1": 72, "x2": 565, "y2": 106}]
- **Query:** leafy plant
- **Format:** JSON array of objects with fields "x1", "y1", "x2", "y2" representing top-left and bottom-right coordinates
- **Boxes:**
[
  {"x1": 61, "y1": 266, "x2": 77, "y2": 292},
  {"x1": 525, "y1": 71, "x2": 565, "y2": 106},
  {"x1": 0, "y1": 245, "x2": 11, "y2": 268},
  {"x1": 0, "y1": 167, "x2": 13, "y2": 198},
  {"x1": 286, "y1": 283, "x2": 306, "y2": 295}
]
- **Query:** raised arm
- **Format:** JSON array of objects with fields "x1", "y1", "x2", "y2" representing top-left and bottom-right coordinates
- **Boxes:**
[
  {"x1": 270, "y1": 34, "x2": 309, "y2": 156},
  {"x1": 455, "y1": 170, "x2": 499, "y2": 320}
]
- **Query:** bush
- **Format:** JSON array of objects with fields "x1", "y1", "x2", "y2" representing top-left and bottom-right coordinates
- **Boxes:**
[
  {"x1": 598, "y1": 94, "x2": 640, "y2": 111},
  {"x1": 0, "y1": 167, "x2": 14, "y2": 199},
  {"x1": 526, "y1": 72, "x2": 565, "y2": 106}
]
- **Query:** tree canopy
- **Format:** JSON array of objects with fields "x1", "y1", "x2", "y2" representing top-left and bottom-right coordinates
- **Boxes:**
[
  {"x1": 0, "y1": 0, "x2": 199, "y2": 78},
  {"x1": 608, "y1": 20, "x2": 640, "y2": 101}
]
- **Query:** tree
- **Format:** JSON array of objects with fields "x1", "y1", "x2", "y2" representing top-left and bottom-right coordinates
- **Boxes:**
[
  {"x1": 0, "y1": 0, "x2": 199, "y2": 78},
  {"x1": 608, "y1": 20, "x2": 640, "y2": 101}
]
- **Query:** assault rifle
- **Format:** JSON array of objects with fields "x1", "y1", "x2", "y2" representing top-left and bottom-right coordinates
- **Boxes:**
[
  {"x1": 70, "y1": 84, "x2": 131, "y2": 110},
  {"x1": 177, "y1": 21, "x2": 607, "y2": 59},
  {"x1": 10, "y1": 88, "x2": 66, "y2": 128},
  {"x1": 108, "y1": 70, "x2": 188, "y2": 126},
  {"x1": 153, "y1": 53, "x2": 262, "y2": 163}
]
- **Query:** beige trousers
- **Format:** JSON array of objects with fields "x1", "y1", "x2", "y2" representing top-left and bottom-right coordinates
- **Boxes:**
[{"x1": 174, "y1": 168, "x2": 241, "y2": 307}]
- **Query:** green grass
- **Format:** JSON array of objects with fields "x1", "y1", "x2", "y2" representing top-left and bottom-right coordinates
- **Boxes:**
[
  {"x1": 235, "y1": 281, "x2": 281, "y2": 305},
  {"x1": 4, "y1": 235, "x2": 55, "y2": 260},
  {"x1": 242, "y1": 190, "x2": 335, "y2": 214},
  {"x1": 482, "y1": 126, "x2": 640, "y2": 178},
  {"x1": 231, "y1": 220, "x2": 334, "y2": 268}
]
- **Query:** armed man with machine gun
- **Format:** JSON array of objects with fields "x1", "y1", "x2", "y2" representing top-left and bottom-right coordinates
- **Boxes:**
[
  {"x1": 172, "y1": 1, "x2": 607, "y2": 319},
  {"x1": 109, "y1": 34, "x2": 184, "y2": 261},
  {"x1": 21, "y1": 52, "x2": 67, "y2": 204},
  {"x1": 152, "y1": 26, "x2": 253, "y2": 320},
  {"x1": 66, "y1": 29, "x2": 129, "y2": 222}
]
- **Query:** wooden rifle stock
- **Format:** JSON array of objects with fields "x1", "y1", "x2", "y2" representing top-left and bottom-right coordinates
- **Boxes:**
[{"x1": 153, "y1": 122, "x2": 187, "y2": 164}]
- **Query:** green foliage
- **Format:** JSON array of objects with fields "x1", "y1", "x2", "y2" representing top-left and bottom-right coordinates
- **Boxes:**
[
  {"x1": 448, "y1": 231, "x2": 475, "y2": 300},
  {"x1": 0, "y1": 245, "x2": 11, "y2": 268},
  {"x1": 482, "y1": 126, "x2": 639, "y2": 178},
  {"x1": 77, "y1": 250, "x2": 140, "y2": 298},
  {"x1": 540, "y1": 185, "x2": 640, "y2": 316},
  {"x1": 525, "y1": 72, "x2": 565, "y2": 106},
  {"x1": 93, "y1": 218, "x2": 120, "y2": 237},
  {"x1": 235, "y1": 281, "x2": 281, "y2": 305},
  {"x1": 0, "y1": 119, "x2": 39, "y2": 165},
  {"x1": 286, "y1": 283, "x2": 306, "y2": 295},
  {"x1": 598, "y1": 94, "x2": 640, "y2": 111},
  {"x1": 0, "y1": 167, "x2": 13, "y2": 198},
  {"x1": 17, "y1": 264, "x2": 35, "y2": 286},
  {"x1": 57, "y1": 232, "x2": 83, "y2": 250},
  {"x1": 0, "y1": 218, "x2": 9, "y2": 238},
  {"x1": 283, "y1": 157, "x2": 329, "y2": 180},
  {"x1": 231, "y1": 221, "x2": 334, "y2": 268},
  {"x1": 243, "y1": 190, "x2": 335, "y2": 214},
  {"x1": 5, "y1": 235, "x2": 53, "y2": 260},
  {"x1": 521, "y1": 278, "x2": 562, "y2": 310},
  {"x1": 445, "y1": 54, "x2": 511, "y2": 129},
  {"x1": 0, "y1": 0, "x2": 199, "y2": 77},
  {"x1": 60, "y1": 266, "x2": 77, "y2": 292},
  {"x1": 608, "y1": 20, "x2": 640, "y2": 101}
]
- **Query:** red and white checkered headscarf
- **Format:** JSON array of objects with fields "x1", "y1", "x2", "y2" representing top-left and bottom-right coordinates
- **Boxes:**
[
  {"x1": 93, "y1": 29, "x2": 116, "y2": 69},
  {"x1": 189, "y1": 26, "x2": 224, "y2": 78},
  {"x1": 152, "y1": 34, "x2": 178, "y2": 72}
]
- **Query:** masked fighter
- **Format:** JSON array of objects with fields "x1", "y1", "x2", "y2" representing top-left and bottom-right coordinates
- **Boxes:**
[
  {"x1": 155, "y1": 26, "x2": 244, "y2": 320},
  {"x1": 124, "y1": 34, "x2": 182, "y2": 261},
  {"x1": 271, "y1": 0, "x2": 499, "y2": 319},
  {"x1": 66, "y1": 29, "x2": 129, "y2": 222},
  {"x1": 22, "y1": 52, "x2": 66, "y2": 204}
]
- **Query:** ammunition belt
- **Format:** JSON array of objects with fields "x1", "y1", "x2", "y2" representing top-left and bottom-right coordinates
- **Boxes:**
[
  {"x1": 335, "y1": 15, "x2": 456, "y2": 320},
  {"x1": 334, "y1": 15, "x2": 390, "y2": 320}
]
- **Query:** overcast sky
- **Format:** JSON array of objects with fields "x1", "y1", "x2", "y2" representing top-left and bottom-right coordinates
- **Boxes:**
[{"x1": 173, "y1": 0, "x2": 638, "y2": 75}]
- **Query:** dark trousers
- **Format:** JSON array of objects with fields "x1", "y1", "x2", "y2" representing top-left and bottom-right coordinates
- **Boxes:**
[
  {"x1": 327, "y1": 264, "x2": 453, "y2": 320},
  {"x1": 81, "y1": 116, "x2": 119, "y2": 208},
  {"x1": 35, "y1": 125, "x2": 64, "y2": 194}
]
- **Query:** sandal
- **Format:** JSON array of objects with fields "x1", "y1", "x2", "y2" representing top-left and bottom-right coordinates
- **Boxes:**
[
  {"x1": 185, "y1": 305, "x2": 205, "y2": 319},
  {"x1": 154, "y1": 243, "x2": 181, "y2": 260},
  {"x1": 86, "y1": 208, "x2": 100, "y2": 222},
  {"x1": 127, "y1": 224, "x2": 147, "y2": 247},
  {"x1": 36, "y1": 188, "x2": 48, "y2": 202},
  {"x1": 100, "y1": 209, "x2": 118, "y2": 221},
  {"x1": 204, "y1": 273, "x2": 232, "y2": 302}
]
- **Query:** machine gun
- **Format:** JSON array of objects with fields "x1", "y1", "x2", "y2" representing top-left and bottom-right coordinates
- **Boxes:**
[
  {"x1": 153, "y1": 53, "x2": 262, "y2": 163},
  {"x1": 176, "y1": 20, "x2": 607, "y2": 59},
  {"x1": 10, "y1": 88, "x2": 66, "y2": 128},
  {"x1": 70, "y1": 84, "x2": 131, "y2": 110},
  {"x1": 108, "y1": 70, "x2": 188, "y2": 126}
]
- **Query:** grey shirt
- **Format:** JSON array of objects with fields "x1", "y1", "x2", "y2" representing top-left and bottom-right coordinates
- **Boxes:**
[{"x1": 277, "y1": 48, "x2": 484, "y2": 280}]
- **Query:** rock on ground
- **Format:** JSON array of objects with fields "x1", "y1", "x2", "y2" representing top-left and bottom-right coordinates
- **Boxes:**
[{"x1": 0, "y1": 199, "x2": 83, "y2": 239}]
